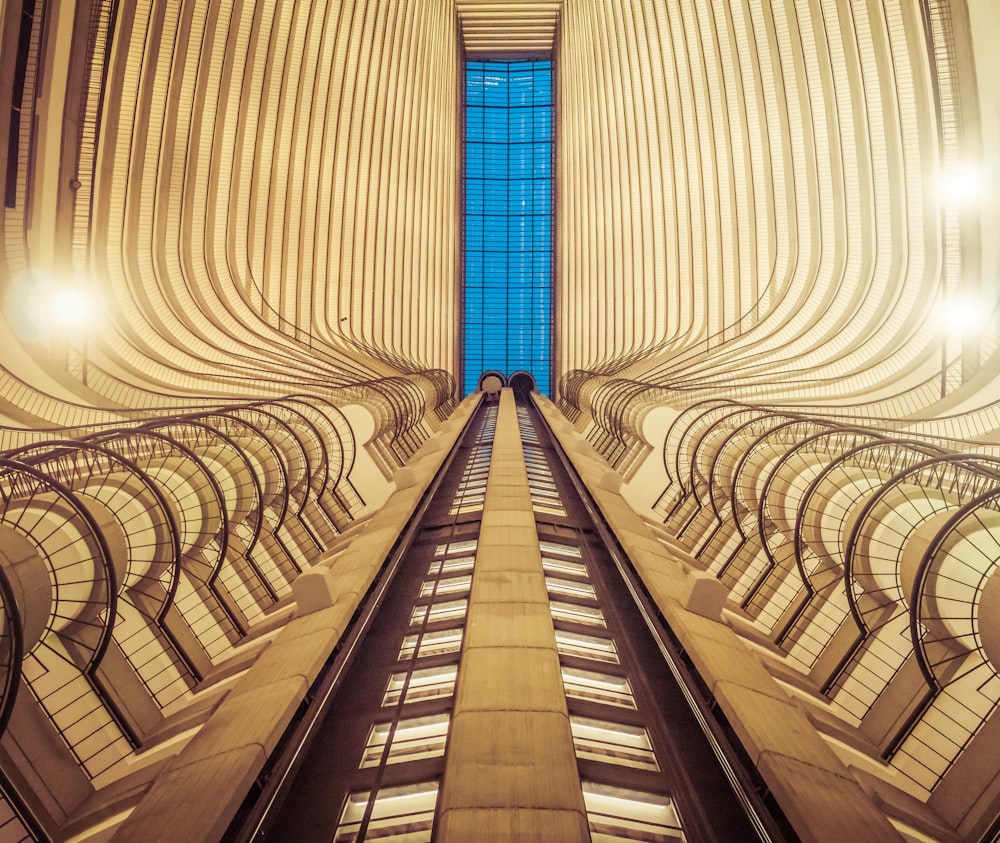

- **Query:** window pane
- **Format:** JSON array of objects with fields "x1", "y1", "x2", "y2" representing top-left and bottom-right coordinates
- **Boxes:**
[
  {"x1": 555, "y1": 629, "x2": 620, "y2": 664},
  {"x1": 540, "y1": 540, "x2": 583, "y2": 558},
  {"x1": 410, "y1": 599, "x2": 468, "y2": 626},
  {"x1": 546, "y1": 576, "x2": 598, "y2": 600},
  {"x1": 426, "y1": 556, "x2": 475, "y2": 576},
  {"x1": 582, "y1": 782, "x2": 684, "y2": 842},
  {"x1": 562, "y1": 667, "x2": 636, "y2": 708},
  {"x1": 463, "y1": 60, "x2": 552, "y2": 395},
  {"x1": 382, "y1": 666, "x2": 457, "y2": 707},
  {"x1": 334, "y1": 781, "x2": 439, "y2": 843},
  {"x1": 551, "y1": 600, "x2": 607, "y2": 628},
  {"x1": 571, "y1": 716, "x2": 660, "y2": 771},
  {"x1": 399, "y1": 628, "x2": 464, "y2": 661},
  {"x1": 420, "y1": 576, "x2": 472, "y2": 597},
  {"x1": 542, "y1": 557, "x2": 589, "y2": 578},
  {"x1": 361, "y1": 714, "x2": 451, "y2": 768}
]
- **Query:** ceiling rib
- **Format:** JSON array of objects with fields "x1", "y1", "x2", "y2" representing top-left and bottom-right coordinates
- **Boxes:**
[{"x1": 457, "y1": 0, "x2": 560, "y2": 57}]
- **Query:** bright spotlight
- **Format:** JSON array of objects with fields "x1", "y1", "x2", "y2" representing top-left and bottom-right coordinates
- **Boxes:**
[
  {"x1": 50, "y1": 289, "x2": 92, "y2": 326},
  {"x1": 939, "y1": 165, "x2": 981, "y2": 205},
  {"x1": 940, "y1": 295, "x2": 985, "y2": 335}
]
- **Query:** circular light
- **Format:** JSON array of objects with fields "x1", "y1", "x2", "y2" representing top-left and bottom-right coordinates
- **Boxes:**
[
  {"x1": 50, "y1": 289, "x2": 92, "y2": 326},
  {"x1": 939, "y1": 165, "x2": 980, "y2": 205},
  {"x1": 940, "y1": 296, "x2": 985, "y2": 335}
]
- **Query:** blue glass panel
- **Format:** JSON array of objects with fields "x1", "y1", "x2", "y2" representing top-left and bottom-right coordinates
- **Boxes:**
[{"x1": 463, "y1": 60, "x2": 552, "y2": 396}]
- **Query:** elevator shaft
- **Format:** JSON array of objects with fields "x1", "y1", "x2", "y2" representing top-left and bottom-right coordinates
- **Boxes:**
[{"x1": 238, "y1": 390, "x2": 785, "y2": 842}]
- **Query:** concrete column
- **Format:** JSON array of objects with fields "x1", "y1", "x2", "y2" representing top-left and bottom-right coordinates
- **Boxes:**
[{"x1": 437, "y1": 389, "x2": 590, "y2": 842}]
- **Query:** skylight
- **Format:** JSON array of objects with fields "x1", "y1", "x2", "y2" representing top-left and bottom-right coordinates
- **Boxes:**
[{"x1": 463, "y1": 60, "x2": 553, "y2": 395}]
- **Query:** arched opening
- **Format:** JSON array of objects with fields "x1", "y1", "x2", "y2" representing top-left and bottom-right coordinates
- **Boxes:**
[
  {"x1": 508, "y1": 371, "x2": 536, "y2": 397},
  {"x1": 477, "y1": 371, "x2": 506, "y2": 398}
]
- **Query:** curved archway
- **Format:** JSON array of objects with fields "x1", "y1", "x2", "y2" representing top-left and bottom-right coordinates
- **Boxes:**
[
  {"x1": 507, "y1": 371, "x2": 536, "y2": 397},
  {"x1": 477, "y1": 370, "x2": 506, "y2": 394}
]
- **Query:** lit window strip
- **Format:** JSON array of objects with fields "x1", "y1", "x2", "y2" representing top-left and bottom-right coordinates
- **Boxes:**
[
  {"x1": 334, "y1": 781, "x2": 439, "y2": 843},
  {"x1": 361, "y1": 714, "x2": 451, "y2": 768},
  {"x1": 449, "y1": 407, "x2": 497, "y2": 514},
  {"x1": 399, "y1": 627, "x2": 464, "y2": 660},
  {"x1": 517, "y1": 406, "x2": 681, "y2": 830},
  {"x1": 414, "y1": 541, "x2": 478, "y2": 622},
  {"x1": 516, "y1": 405, "x2": 567, "y2": 515},
  {"x1": 419, "y1": 575, "x2": 472, "y2": 598},
  {"x1": 551, "y1": 600, "x2": 607, "y2": 627},
  {"x1": 539, "y1": 540, "x2": 583, "y2": 558},
  {"x1": 525, "y1": 466, "x2": 552, "y2": 479},
  {"x1": 533, "y1": 490, "x2": 562, "y2": 502},
  {"x1": 582, "y1": 782, "x2": 684, "y2": 842},
  {"x1": 434, "y1": 540, "x2": 479, "y2": 557},
  {"x1": 410, "y1": 599, "x2": 468, "y2": 626},
  {"x1": 542, "y1": 556, "x2": 589, "y2": 577},
  {"x1": 571, "y1": 716, "x2": 660, "y2": 771},
  {"x1": 546, "y1": 576, "x2": 598, "y2": 600},
  {"x1": 336, "y1": 406, "x2": 497, "y2": 842},
  {"x1": 383, "y1": 665, "x2": 458, "y2": 707},
  {"x1": 427, "y1": 555, "x2": 475, "y2": 576},
  {"x1": 562, "y1": 666, "x2": 637, "y2": 708},
  {"x1": 555, "y1": 629, "x2": 619, "y2": 663},
  {"x1": 530, "y1": 480, "x2": 560, "y2": 492}
]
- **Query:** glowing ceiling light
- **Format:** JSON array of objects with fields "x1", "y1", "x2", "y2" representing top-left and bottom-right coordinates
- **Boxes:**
[
  {"x1": 940, "y1": 295, "x2": 986, "y2": 335},
  {"x1": 50, "y1": 288, "x2": 92, "y2": 326},
  {"x1": 939, "y1": 164, "x2": 981, "y2": 205}
]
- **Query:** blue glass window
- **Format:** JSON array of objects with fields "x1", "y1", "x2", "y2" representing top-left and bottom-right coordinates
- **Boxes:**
[{"x1": 463, "y1": 61, "x2": 552, "y2": 395}]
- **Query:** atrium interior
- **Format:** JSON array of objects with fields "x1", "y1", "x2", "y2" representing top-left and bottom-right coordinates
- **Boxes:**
[{"x1": 0, "y1": 1, "x2": 999, "y2": 841}]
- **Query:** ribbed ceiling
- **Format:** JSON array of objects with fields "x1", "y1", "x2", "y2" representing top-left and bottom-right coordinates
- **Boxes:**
[
  {"x1": 1, "y1": 0, "x2": 998, "y2": 448},
  {"x1": 554, "y1": 0, "x2": 1000, "y2": 438},
  {"x1": 457, "y1": 1, "x2": 560, "y2": 57}
]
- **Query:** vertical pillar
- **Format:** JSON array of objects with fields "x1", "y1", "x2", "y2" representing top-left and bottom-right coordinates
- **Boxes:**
[{"x1": 437, "y1": 390, "x2": 589, "y2": 841}]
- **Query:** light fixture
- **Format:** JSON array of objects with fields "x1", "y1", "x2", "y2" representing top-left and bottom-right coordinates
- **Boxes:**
[
  {"x1": 5, "y1": 271, "x2": 100, "y2": 341},
  {"x1": 939, "y1": 164, "x2": 981, "y2": 206},
  {"x1": 50, "y1": 288, "x2": 93, "y2": 326},
  {"x1": 939, "y1": 294, "x2": 987, "y2": 336}
]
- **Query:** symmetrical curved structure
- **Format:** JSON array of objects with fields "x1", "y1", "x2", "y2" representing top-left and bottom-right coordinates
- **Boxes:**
[
  {"x1": 1, "y1": 0, "x2": 999, "y2": 840},
  {"x1": 652, "y1": 403, "x2": 1000, "y2": 796}
]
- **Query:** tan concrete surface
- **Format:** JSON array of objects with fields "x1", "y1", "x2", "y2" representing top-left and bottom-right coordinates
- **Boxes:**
[{"x1": 437, "y1": 390, "x2": 588, "y2": 842}]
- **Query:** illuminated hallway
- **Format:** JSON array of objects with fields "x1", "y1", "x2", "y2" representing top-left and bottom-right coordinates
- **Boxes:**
[{"x1": 1, "y1": 1, "x2": 999, "y2": 841}]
